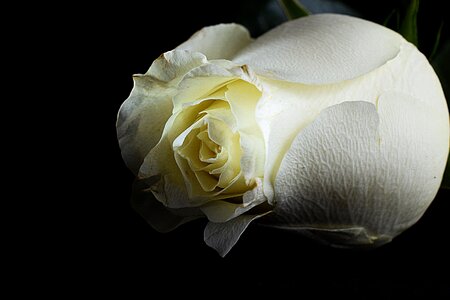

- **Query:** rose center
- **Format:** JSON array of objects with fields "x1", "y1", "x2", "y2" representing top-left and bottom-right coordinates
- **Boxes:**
[{"x1": 173, "y1": 100, "x2": 243, "y2": 196}]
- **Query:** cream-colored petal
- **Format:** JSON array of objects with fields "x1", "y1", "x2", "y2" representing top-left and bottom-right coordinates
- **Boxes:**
[
  {"x1": 173, "y1": 62, "x2": 258, "y2": 113},
  {"x1": 168, "y1": 100, "x2": 211, "y2": 142},
  {"x1": 201, "y1": 101, "x2": 237, "y2": 131},
  {"x1": 131, "y1": 178, "x2": 203, "y2": 232},
  {"x1": 173, "y1": 151, "x2": 211, "y2": 205},
  {"x1": 233, "y1": 14, "x2": 403, "y2": 84},
  {"x1": 197, "y1": 130, "x2": 219, "y2": 158},
  {"x1": 204, "y1": 216, "x2": 254, "y2": 257},
  {"x1": 271, "y1": 98, "x2": 448, "y2": 246},
  {"x1": 117, "y1": 76, "x2": 174, "y2": 174},
  {"x1": 225, "y1": 80, "x2": 261, "y2": 131},
  {"x1": 204, "y1": 210, "x2": 271, "y2": 257},
  {"x1": 206, "y1": 118, "x2": 236, "y2": 149},
  {"x1": 117, "y1": 50, "x2": 208, "y2": 174},
  {"x1": 225, "y1": 80, "x2": 265, "y2": 182},
  {"x1": 139, "y1": 140, "x2": 192, "y2": 208},
  {"x1": 206, "y1": 122, "x2": 241, "y2": 188},
  {"x1": 147, "y1": 50, "x2": 207, "y2": 84},
  {"x1": 174, "y1": 77, "x2": 234, "y2": 113},
  {"x1": 201, "y1": 178, "x2": 267, "y2": 223},
  {"x1": 173, "y1": 120, "x2": 219, "y2": 198},
  {"x1": 137, "y1": 105, "x2": 195, "y2": 208},
  {"x1": 172, "y1": 115, "x2": 205, "y2": 150},
  {"x1": 214, "y1": 172, "x2": 248, "y2": 196},
  {"x1": 177, "y1": 126, "x2": 207, "y2": 171},
  {"x1": 193, "y1": 169, "x2": 218, "y2": 192},
  {"x1": 176, "y1": 23, "x2": 253, "y2": 60}
]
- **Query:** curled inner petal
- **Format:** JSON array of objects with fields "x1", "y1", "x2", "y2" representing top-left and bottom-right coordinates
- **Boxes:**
[{"x1": 173, "y1": 99, "x2": 245, "y2": 200}]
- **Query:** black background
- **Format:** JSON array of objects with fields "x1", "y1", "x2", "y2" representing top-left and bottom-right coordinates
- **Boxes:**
[{"x1": 61, "y1": 0, "x2": 450, "y2": 297}]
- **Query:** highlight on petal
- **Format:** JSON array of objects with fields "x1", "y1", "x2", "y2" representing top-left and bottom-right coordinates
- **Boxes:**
[
  {"x1": 233, "y1": 14, "x2": 404, "y2": 84},
  {"x1": 176, "y1": 23, "x2": 253, "y2": 60},
  {"x1": 269, "y1": 97, "x2": 448, "y2": 247}
]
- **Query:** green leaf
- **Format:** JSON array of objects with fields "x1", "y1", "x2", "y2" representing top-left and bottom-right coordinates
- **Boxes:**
[
  {"x1": 399, "y1": 0, "x2": 419, "y2": 46},
  {"x1": 429, "y1": 21, "x2": 443, "y2": 61},
  {"x1": 278, "y1": 0, "x2": 310, "y2": 20},
  {"x1": 441, "y1": 156, "x2": 450, "y2": 190},
  {"x1": 383, "y1": 9, "x2": 401, "y2": 31},
  {"x1": 383, "y1": 10, "x2": 395, "y2": 27}
]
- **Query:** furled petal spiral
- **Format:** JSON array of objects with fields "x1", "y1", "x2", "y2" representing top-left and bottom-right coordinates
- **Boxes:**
[{"x1": 138, "y1": 58, "x2": 267, "y2": 224}]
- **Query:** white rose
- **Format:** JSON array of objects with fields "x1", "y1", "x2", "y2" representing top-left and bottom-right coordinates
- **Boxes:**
[{"x1": 117, "y1": 14, "x2": 449, "y2": 256}]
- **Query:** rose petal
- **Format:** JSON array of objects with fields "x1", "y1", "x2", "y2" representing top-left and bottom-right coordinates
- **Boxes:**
[
  {"x1": 147, "y1": 50, "x2": 207, "y2": 84},
  {"x1": 172, "y1": 102, "x2": 242, "y2": 195},
  {"x1": 131, "y1": 178, "x2": 203, "y2": 232},
  {"x1": 256, "y1": 41, "x2": 447, "y2": 204},
  {"x1": 225, "y1": 80, "x2": 265, "y2": 181},
  {"x1": 272, "y1": 97, "x2": 448, "y2": 244},
  {"x1": 173, "y1": 60, "x2": 259, "y2": 113},
  {"x1": 203, "y1": 101, "x2": 237, "y2": 133},
  {"x1": 172, "y1": 65, "x2": 239, "y2": 113},
  {"x1": 233, "y1": 14, "x2": 403, "y2": 84},
  {"x1": 117, "y1": 50, "x2": 207, "y2": 174},
  {"x1": 176, "y1": 23, "x2": 253, "y2": 60},
  {"x1": 200, "y1": 177, "x2": 267, "y2": 222},
  {"x1": 117, "y1": 76, "x2": 174, "y2": 174},
  {"x1": 139, "y1": 116, "x2": 192, "y2": 208},
  {"x1": 204, "y1": 209, "x2": 271, "y2": 257}
]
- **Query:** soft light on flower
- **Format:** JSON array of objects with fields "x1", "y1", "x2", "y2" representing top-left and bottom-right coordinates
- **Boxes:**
[{"x1": 117, "y1": 14, "x2": 449, "y2": 256}]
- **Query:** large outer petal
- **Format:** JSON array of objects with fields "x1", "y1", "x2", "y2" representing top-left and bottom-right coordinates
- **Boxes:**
[
  {"x1": 266, "y1": 97, "x2": 448, "y2": 247},
  {"x1": 233, "y1": 14, "x2": 403, "y2": 84},
  {"x1": 256, "y1": 41, "x2": 448, "y2": 204},
  {"x1": 117, "y1": 50, "x2": 207, "y2": 174},
  {"x1": 176, "y1": 23, "x2": 252, "y2": 60}
]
